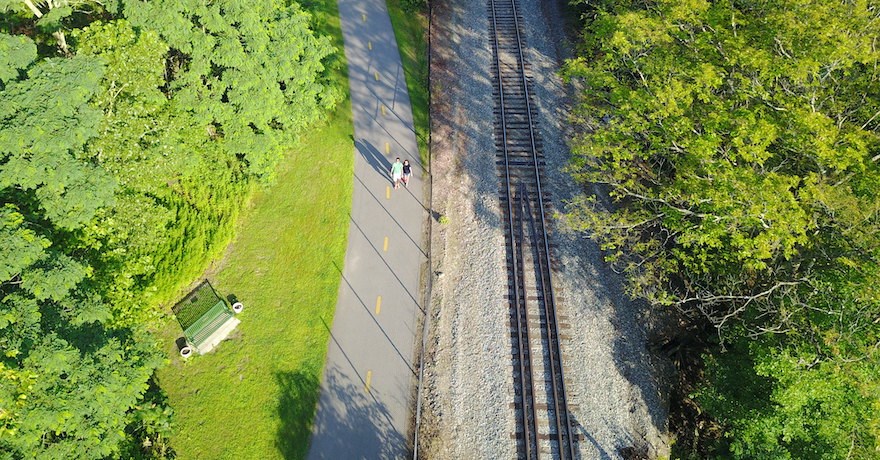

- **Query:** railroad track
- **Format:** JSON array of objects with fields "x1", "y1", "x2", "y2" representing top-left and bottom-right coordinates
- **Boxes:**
[{"x1": 489, "y1": 0, "x2": 576, "y2": 458}]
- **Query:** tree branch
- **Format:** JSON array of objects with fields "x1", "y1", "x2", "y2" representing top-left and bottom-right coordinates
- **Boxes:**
[
  {"x1": 22, "y1": 0, "x2": 43, "y2": 17},
  {"x1": 618, "y1": 186, "x2": 711, "y2": 218}
]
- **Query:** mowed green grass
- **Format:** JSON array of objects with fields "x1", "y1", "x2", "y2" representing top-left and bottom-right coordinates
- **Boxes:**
[
  {"x1": 155, "y1": 1, "x2": 353, "y2": 458},
  {"x1": 155, "y1": 1, "x2": 428, "y2": 458},
  {"x1": 155, "y1": 99, "x2": 353, "y2": 459}
]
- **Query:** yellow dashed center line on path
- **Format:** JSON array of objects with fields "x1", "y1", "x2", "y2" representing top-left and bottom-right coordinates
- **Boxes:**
[
  {"x1": 383, "y1": 236, "x2": 389, "y2": 252},
  {"x1": 374, "y1": 71, "x2": 380, "y2": 81},
  {"x1": 375, "y1": 296, "x2": 382, "y2": 315},
  {"x1": 386, "y1": 186, "x2": 391, "y2": 199},
  {"x1": 362, "y1": 13, "x2": 366, "y2": 22},
  {"x1": 365, "y1": 370, "x2": 372, "y2": 393},
  {"x1": 368, "y1": 41, "x2": 372, "y2": 50},
  {"x1": 381, "y1": 105, "x2": 386, "y2": 116},
  {"x1": 385, "y1": 142, "x2": 390, "y2": 154}
]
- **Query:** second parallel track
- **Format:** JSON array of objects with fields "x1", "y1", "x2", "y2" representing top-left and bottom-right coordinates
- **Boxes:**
[{"x1": 488, "y1": 0, "x2": 575, "y2": 458}]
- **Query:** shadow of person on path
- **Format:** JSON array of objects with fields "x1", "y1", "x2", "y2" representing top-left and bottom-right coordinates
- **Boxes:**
[
  {"x1": 350, "y1": 143, "x2": 439, "y2": 223},
  {"x1": 354, "y1": 137, "x2": 392, "y2": 182}
]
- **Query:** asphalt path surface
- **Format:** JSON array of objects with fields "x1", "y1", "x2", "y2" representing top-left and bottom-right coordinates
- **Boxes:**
[{"x1": 307, "y1": 0, "x2": 426, "y2": 458}]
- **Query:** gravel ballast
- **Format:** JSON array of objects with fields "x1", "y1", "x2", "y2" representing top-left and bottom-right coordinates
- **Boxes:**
[{"x1": 420, "y1": 0, "x2": 671, "y2": 458}]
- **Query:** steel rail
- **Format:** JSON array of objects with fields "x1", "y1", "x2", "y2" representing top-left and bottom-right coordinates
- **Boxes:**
[
  {"x1": 522, "y1": 185, "x2": 574, "y2": 459},
  {"x1": 490, "y1": 0, "x2": 539, "y2": 458},
  {"x1": 513, "y1": 186, "x2": 538, "y2": 459},
  {"x1": 493, "y1": 0, "x2": 575, "y2": 457},
  {"x1": 506, "y1": 0, "x2": 574, "y2": 456}
]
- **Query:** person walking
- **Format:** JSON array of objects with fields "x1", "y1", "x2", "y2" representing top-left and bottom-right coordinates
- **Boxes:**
[
  {"x1": 390, "y1": 157, "x2": 404, "y2": 189},
  {"x1": 402, "y1": 159, "x2": 412, "y2": 188}
]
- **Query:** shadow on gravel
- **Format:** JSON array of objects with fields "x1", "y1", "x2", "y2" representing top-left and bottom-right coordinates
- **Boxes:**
[
  {"x1": 548, "y1": 195, "x2": 671, "y2": 450},
  {"x1": 559, "y1": 229, "x2": 671, "y2": 452},
  {"x1": 429, "y1": 0, "x2": 672, "y2": 455},
  {"x1": 549, "y1": 205, "x2": 670, "y2": 447},
  {"x1": 569, "y1": 412, "x2": 613, "y2": 460},
  {"x1": 440, "y1": 2, "x2": 668, "y2": 456}
]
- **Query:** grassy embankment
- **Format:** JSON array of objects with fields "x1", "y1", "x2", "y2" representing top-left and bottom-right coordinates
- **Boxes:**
[
  {"x1": 155, "y1": 105, "x2": 352, "y2": 459},
  {"x1": 388, "y1": 0, "x2": 430, "y2": 162},
  {"x1": 155, "y1": 0, "x2": 429, "y2": 458},
  {"x1": 154, "y1": 0, "x2": 350, "y2": 458}
]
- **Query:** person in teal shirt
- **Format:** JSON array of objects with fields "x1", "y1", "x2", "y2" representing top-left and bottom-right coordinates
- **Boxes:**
[{"x1": 390, "y1": 157, "x2": 404, "y2": 189}]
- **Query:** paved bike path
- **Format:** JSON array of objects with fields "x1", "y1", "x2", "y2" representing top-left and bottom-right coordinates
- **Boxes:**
[{"x1": 307, "y1": 0, "x2": 426, "y2": 458}]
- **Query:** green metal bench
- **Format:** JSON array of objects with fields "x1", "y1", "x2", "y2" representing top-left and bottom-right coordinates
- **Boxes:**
[{"x1": 173, "y1": 280, "x2": 240, "y2": 355}]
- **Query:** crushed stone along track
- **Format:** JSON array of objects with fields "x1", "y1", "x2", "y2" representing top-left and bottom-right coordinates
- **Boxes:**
[
  {"x1": 422, "y1": 0, "x2": 670, "y2": 456},
  {"x1": 489, "y1": 0, "x2": 575, "y2": 457}
]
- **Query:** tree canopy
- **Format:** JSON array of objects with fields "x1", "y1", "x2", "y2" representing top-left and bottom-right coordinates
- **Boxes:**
[
  {"x1": 120, "y1": 0, "x2": 342, "y2": 179},
  {"x1": 565, "y1": 0, "x2": 880, "y2": 457},
  {"x1": 0, "y1": 0, "x2": 341, "y2": 455}
]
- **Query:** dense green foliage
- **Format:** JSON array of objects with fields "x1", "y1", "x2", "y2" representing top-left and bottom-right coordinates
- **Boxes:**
[
  {"x1": 0, "y1": 0, "x2": 340, "y2": 456},
  {"x1": 0, "y1": 35, "x2": 164, "y2": 458},
  {"x1": 564, "y1": 0, "x2": 880, "y2": 457},
  {"x1": 119, "y1": 0, "x2": 342, "y2": 179}
]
